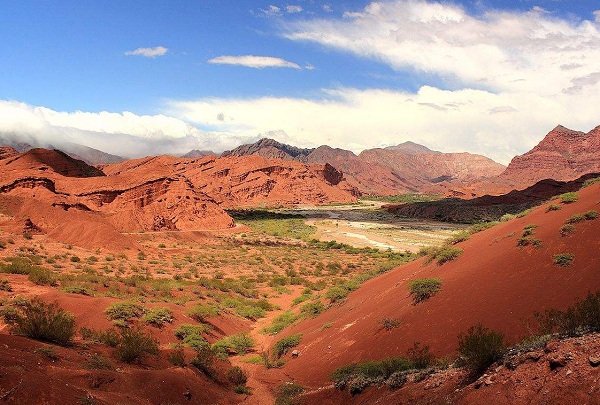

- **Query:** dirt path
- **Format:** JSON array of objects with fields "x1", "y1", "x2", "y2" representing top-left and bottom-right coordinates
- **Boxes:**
[{"x1": 229, "y1": 288, "x2": 302, "y2": 404}]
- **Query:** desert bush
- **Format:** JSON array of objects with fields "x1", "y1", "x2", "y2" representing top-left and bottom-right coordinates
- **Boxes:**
[
  {"x1": 70, "y1": 256, "x2": 80, "y2": 263},
  {"x1": 559, "y1": 224, "x2": 576, "y2": 237},
  {"x1": 325, "y1": 286, "x2": 350, "y2": 303},
  {"x1": 424, "y1": 246, "x2": 463, "y2": 265},
  {"x1": 584, "y1": 210, "x2": 598, "y2": 220},
  {"x1": 386, "y1": 371, "x2": 408, "y2": 389},
  {"x1": 406, "y1": 342, "x2": 433, "y2": 369},
  {"x1": 213, "y1": 333, "x2": 255, "y2": 356},
  {"x1": 28, "y1": 267, "x2": 58, "y2": 286},
  {"x1": 500, "y1": 213, "x2": 516, "y2": 222},
  {"x1": 167, "y1": 347, "x2": 186, "y2": 367},
  {"x1": 10, "y1": 299, "x2": 75, "y2": 346},
  {"x1": 449, "y1": 230, "x2": 470, "y2": 244},
  {"x1": 62, "y1": 285, "x2": 94, "y2": 296},
  {"x1": 583, "y1": 177, "x2": 600, "y2": 188},
  {"x1": 558, "y1": 192, "x2": 578, "y2": 204},
  {"x1": 521, "y1": 224, "x2": 537, "y2": 237},
  {"x1": 457, "y1": 324, "x2": 505, "y2": 375},
  {"x1": 275, "y1": 383, "x2": 305, "y2": 405},
  {"x1": 300, "y1": 301, "x2": 324, "y2": 318},
  {"x1": 115, "y1": 327, "x2": 159, "y2": 363},
  {"x1": 0, "y1": 279, "x2": 12, "y2": 292},
  {"x1": 553, "y1": 253, "x2": 574, "y2": 267},
  {"x1": 409, "y1": 278, "x2": 442, "y2": 304},
  {"x1": 227, "y1": 366, "x2": 248, "y2": 385},
  {"x1": 273, "y1": 333, "x2": 302, "y2": 359},
  {"x1": 330, "y1": 356, "x2": 416, "y2": 394},
  {"x1": 86, "y1": 353, "x2": 115, "y2": 370},
  {"x1": 105, "y1": 302, "x2": 144, "y2": 322},
  {"x1": 190, "y1": 346, "x2": 217, "y2": 379},
  {"x1": 535, "y1": 292, "x2": 600, "y2": 336},
  {"x1": 516, "y1": 237, "x2": 542, "y2": 248},
  {"x1": 262, "y1": 311, "x2": 298, "y2": 335},
  {"x1": 142, "y1": 306, "x2": 174, "y2": 326},
  {"x1": 381, "y1": 318, "x2": 401, "y2": 330},
  {"x1": 546, "y1": 204, "x2": 562, "y2": 212},
  {"x1": 35, "y1": 345, "x2": 59, "y2": 360},
  {"x1": 566, "y1": 214, "x2": 585, "y2": 224}
]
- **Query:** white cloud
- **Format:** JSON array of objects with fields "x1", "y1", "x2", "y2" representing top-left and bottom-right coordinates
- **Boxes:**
[
  {"x1": 286, "y1": 5, "x2": 302, "y2": 13},
  {"x1": 168, "y1": 83, "x2": 600, "y2": 165},
  {"x1": 261, "y1": 5, "x2": 281, "y2": 16},
  {"x1": 125, "y1": 46, "x2": 168, "y2": 58},
  {"x1": 322, "y1": 4, "x2": 333, "y2": 13},
  {"x1": 207, "y1": 55, "x2": 301, "y2": 69},
  {"x1": 594, "y1": 10, "x2": 600, "y2": 23},
  {"x1": 304, "y1": 63, "x2": 315, "y2": 70},
  {"x1": 283, "y1": 0, "x2": 600, "y2": 96}
]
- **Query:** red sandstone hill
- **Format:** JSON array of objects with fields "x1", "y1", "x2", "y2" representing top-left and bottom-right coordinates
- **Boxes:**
[
  {"x1": 0, "y1": 148, "x2": 356, "y2": 247},
  {"x1": 269, "y1": 182, "x2": 600, "y2": 398},
  {"x1": 499, "y1": 124, "x2": 600, "y2": 189},
  {"x1": 222, "y1": 138, "x2": 505, "y2": 195}
]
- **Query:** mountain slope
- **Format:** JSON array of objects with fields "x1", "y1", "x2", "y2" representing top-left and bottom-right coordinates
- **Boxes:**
[{"x1": 273, "y1": 182, "x2": 600, "y2": 390}]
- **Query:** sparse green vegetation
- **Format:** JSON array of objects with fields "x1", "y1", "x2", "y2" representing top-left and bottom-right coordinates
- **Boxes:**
[
  {"x1": 105, "y1": 302, "x2": 144, "y2": 322},
  {"x1": 273, "y1": 333, "x2": 302, "y2": 359},
  {"x1": 409, "y1": 278, "x2": 442, "y2": 304},
  {"x1": 558, "y1": 192, "x2": 578, "y2": 204},
  {"x1": 212, "y1": 333, "x2": 255, "y2": 356},
  {"x1": 186, "y1": 304, "x2": 218, "y2": 322},
  {"x1": 142, "y1": 306, "x2": 174, "y2": 326},
  {"x1": 9, "y1": 299, "x2": 75, "y2": 346},
  {"x1": 583, "y1": 177, "x2": 600, "y2": 188},
  {"x1": 553, "y1": 253, "x2": 574, "y2": 267},
  {"x1": 566, "y1": 214, "x2": 585, "y2": 224},
  {"x1": 174, "y1": 324, "x2": 210, "y2": 349},
  {"x1": 559, "y1": 224, "x2": 576, "y2": 237},
  {"x1": 516, "y1": 237, "x2": 542, "y2": 248},
  {"x1": 584, "y1": 210, "x2": 598, "y2": 220},
  {"x1": 546, "y1": 204, "x2": 562, "y2": 212},
  {"x1": 535, "y1": 291, "x2": 600, "y2": 336},
  {"x1": 457, "y1": 324, "x2": 505, "y2": 375},
  {"x1": 300, "y1": 300, "x2": 324, "y2": 317},
  {"x1": 115, "y1": 327, "x2": 159, "y2": 363},
  {"x1": 262, "y1": 311, "x2": 299, "y2": 335},
  {"x1": 275, "y1": 383, "x2": 305, "y2": 405},
  {"x1": 361, "y1": 193, "x2": 442, "y2": 204},
  {"x1": 381, "y1": 318, "x2": 401, "y2": 330},
  {"x1": 421, "y1": 245, "x2": 463, "y2": 265},
  {"x1": 86, "y1": 353, "x2": 115, "y2": 370}
]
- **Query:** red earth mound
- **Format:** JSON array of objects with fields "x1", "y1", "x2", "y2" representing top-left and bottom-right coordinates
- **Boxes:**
[{"x1": 274, "y1": 183, "x2": 600, "y2": 388}]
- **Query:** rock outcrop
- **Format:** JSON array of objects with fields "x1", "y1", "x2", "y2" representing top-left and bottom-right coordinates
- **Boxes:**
[{"x1": 500, "y1": 125, "x2": 600, "y2": 186}]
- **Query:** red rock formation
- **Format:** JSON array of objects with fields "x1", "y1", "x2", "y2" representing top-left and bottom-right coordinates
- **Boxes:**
[
  {"x1": 222, "y1": 138, "x2": 505, "y2": 195},
  {"x1": 500, "y1": 125, "x2": 600, "y2": 186}
]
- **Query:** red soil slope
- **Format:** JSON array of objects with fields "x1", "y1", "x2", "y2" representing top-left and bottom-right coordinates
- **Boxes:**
[{"x1": 276, "y1": 183, "x2": 600, "y2": 387}]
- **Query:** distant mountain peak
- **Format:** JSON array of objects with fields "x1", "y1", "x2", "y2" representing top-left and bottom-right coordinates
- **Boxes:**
[
  {"x1": 222, "y1": 137, "x2": 315, "y2": 160},
  {"x1": 385, "y1": 141, "x2": 439, "y2": 154}
]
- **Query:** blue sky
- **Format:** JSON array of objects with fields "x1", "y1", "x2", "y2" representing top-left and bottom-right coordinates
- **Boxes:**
[{"x1": 1, "y1": 0, "x2": 600, "y2": 162}]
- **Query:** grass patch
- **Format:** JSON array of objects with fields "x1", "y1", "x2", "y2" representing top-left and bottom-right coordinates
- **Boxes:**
[
  {"x1": 262, "y1": 311, "x2": 299, "y2": 335},
  {"x1": 553, "y1": 253, "x2": 574, "y2": 267},
  {"x1": 457, "y1": 324, "x2": 505, "y2": 375},
  {"x1": 9, "y1": 299, "x2": 75, "y2": 346},
  {"x1": 273, "y1": 333, "x2": 302, "y2": 359},
  {"x1": 142, "y1": 306, "x2": 174, "y2": 326},
  {"x1": 213, "y1": 333, "x2": 255, "y2": 356},
  {"x1": 558, "y1": 192, "x2": 578, "y2": 204},
  {"x1": 421, "y1": 246, "x2": 463, "y2": 265},
  {"x1": 361, "y1": 193, "x2": 442, "y2": 204},
  {"x1": 409, "y1": 278, "x2": 442, "y2": 304}
]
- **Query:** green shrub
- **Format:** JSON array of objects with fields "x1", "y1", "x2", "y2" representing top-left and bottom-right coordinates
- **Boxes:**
[
  {"x1": 97, "y1": 328, "x2": 121, "y2": 347},
  {"x1": 583, "y1": 177, "x2": 600, "y2": 188},
  {"x1": 10, "y1": 299, "x2": 75, "y2": 346},
  {"x1": 406, "y1": 342, "x2": 433, "y2": 369},
  {"x1": 584, "y1": 210, "x2": 598, "y2": 220},
  {"x1": 559, "y1": 224, "x2": 576, "y2": 237},
  {"x1": 262, "y1": 311, "x2": 298, "y2": 335},
  {"x1": 213, "y1": 333, "x2": 255, "y2": 356},
  {"x1": 186, "y1": 304, "x2": 218, "y2": 322},
  {"x1": 535, "y1": 291, "x2": 600, "y2": 336},
  {"x1": 273, "y1": 333, "x2": 302, "y2": 359},
  {"x1": 559, "y1": 192, "x2": 578, "y2": 204},
  {"x1": 0, "y1": 279, "x2": 12, "y2": 292},
  {"x1": 516, "y1": 237, "x2": 542, "y2": 248},
  {"x1": 449, "y1": 230, "x2": 470, "y2": 245},
  {"x1": 553, "y1": 253, "x2": 574, "y2": 267},
  {"x1": 167, "y1": 347, "x2": 186, "y2": 367},
  {"x1": 522, "y1": 224, "x2": 537, "y2": 237},
  {"x1": 142, "y1": 307, "x2": 174, "y2": 326},
  {"x1": 566, "y1": 214, "x2": 585, "y2": 224},
  {"x1": 105, "y1": 302, "x2": 144, "y2": 322},
  {"x1": 191, "y1": 346, "x2": 217, "y2": 379},
  {"x1": 174, "y1": 324, "x2": 210, "y2": 350},
  {"x1": 28, "y1": 267, "x2": 58, "y2": 286},
  {"x1": 70, "y1": 256, "x2": 81, "y2": 263},
  {"x1": 330, "y1": 356, "x2": 415, "y2": 394},
  {"x1": 457, "y1": 324, "x2": 505, "y2": 375},
  {"x1": 275, "y1": 383, "x2": 305, "y2": 405},
  {"x1": 115, "y1": 327, "x2": 159, "y2": 363},
  {"x1": 86, "y1": 353, "x2": 115, "y2": 370},
  {"x1": 227, "y1": 366, "x2": 248, "y2": 385},
  {"x1": 424, "y1": 246, "x2": 463, "y2": 265},
  {"x1": 325, "y1": 286, "x2": 350, "y2": 303},
  {"x1": 546, "y1": 204, "x2": 562, "y2": 212},
  {"x1": 500, "y1": 213, "x2": 516, "y2": 222},
  {"x1": 62, "y1": 285, "x2": 93, "y2": 296},
  {"x1": 300, "y1": 301, "x2": 324, "y2": 317},
  {"x1": 409, "y1": 278, "x2": 442, "y2": 304}
]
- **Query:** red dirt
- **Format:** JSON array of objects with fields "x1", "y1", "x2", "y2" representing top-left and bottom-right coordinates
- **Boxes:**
[{"x1": 277, "y1": 183, "x2": 600, "y2": 387}]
